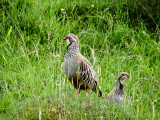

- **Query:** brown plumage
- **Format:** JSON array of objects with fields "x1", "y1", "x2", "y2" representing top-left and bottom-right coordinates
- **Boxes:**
[
  {"x1": 63, "y1": 33, "x2": 102, "y2": 97},
  {"x1": 106, "y1": 72, "x2": 130, "y2": 103}
]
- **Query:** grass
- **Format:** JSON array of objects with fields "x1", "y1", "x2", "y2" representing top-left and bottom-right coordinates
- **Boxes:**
[{"x1": 0, "y1": 0, "x2": 160, "y2": 119}]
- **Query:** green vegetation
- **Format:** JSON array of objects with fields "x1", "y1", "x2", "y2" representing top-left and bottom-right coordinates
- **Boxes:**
[{"x1": 0, "y1": 0, "x2": 160, "y2": 119}]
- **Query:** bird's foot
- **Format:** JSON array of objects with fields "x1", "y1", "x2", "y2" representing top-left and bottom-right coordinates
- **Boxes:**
[
  {"x1": 77, "y1": 91, "x2": 80, "y2": 98},
  {"x1": 86, "y1": 91, "x2": 88, "y2": 96}
]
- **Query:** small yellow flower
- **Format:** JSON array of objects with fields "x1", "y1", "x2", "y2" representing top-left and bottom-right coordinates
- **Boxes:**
[
  {"x1": 23, "y1": 83, "x2": 25, "y2": 85},
  {"x1": 42, "y1": 90, "x2": 44, "y2": 92},
  {"x1": 84, "y1": 113, "x2": 87, "y2": 116},
  {"x1": 56, "y1": 54, "x2": 60, "y2": 58},
  {"x1": 61, "y1": 9, "x2": 64, "y2": 12},
  {"x1": 91, "y1": 4, "x2": 94, "y2": 7},
  {"x1": 136, "y1": 99, "x2": 139, "y2": 102}
]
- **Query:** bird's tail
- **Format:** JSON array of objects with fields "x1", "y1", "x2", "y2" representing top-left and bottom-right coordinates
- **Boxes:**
[
  {"x1": 92, "y1": 85, "x2": 102, "y2": 97},
  {"x1": 92, "y1": 81, "x2": 102, "y2": 97}
]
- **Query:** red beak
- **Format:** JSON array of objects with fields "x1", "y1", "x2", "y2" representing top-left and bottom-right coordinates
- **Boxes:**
[
  {"x1": 63, "y1": 37, "x2": 67, "y2": 40},
  {"x1": 127, "y1": 74, "x2": 130, "y2": 77}
]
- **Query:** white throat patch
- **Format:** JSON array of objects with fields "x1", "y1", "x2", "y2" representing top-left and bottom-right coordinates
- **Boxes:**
[
  {"x1": 66, "y1": 39, "x2": 70, "y2": 45},
  {"x1": 120, "y1": 80, "x2": 124, "y2": 84}
]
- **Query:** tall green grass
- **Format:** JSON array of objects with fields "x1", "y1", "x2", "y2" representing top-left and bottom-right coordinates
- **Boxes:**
[{"x1": 0, "y1": 0, "x2": 160, "y2": 119}]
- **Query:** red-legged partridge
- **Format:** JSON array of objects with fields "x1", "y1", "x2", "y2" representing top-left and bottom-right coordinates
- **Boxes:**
[
  {"x1": 63, "y1": 33, "x2": 102, "y2": 97},
  {"x1": 106, "y1": 72, "x2": 130, "y2": 103}
]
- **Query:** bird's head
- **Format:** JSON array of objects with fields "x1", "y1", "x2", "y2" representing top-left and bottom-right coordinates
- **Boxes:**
[
  {"x1": 63, "y1": 33, "x2": 79, "y2": 46},
  {"x1": 117, "y1": 72, "x2": 130, "y2": 84}
]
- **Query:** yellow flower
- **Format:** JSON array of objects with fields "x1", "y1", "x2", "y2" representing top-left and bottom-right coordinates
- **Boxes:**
[
  {"x1": 56, "y1": 54, "x2": 60, "y2": 58},
  {"x1": 61, "y1": 9, "x2": 64, "y2": 12},
  {"x1": 42, "y1": 90, "x2": 44, "y2": 92},
  {"x1": 23, "y1": 83, "x2": 25, "y2": 85},
  {"x1": 91, "y1": 4, "x2": 94, "y2": 7},
  {"x1": 136, "y1": 99, "x2": 139, "y2": 102}
]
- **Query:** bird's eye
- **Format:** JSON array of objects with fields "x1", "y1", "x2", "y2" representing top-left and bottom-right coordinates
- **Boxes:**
[{"x1": 67, "y1": 36, "x2": 71, "y2": 40}]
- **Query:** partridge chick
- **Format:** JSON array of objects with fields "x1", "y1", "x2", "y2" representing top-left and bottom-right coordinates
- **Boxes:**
[
  {"x1": 106, "y1": 72, "x2": 130, "y2": 103},
  {"x1": 63, "y1": 33, "x2": 102, "y2": 97}
]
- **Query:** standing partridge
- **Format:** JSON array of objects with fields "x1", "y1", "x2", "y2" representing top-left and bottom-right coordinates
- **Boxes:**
[
  {"x1": 106, "y1": 72, "x2": 130, "y2": 103},
  {"x1": 63, "y1": 33, "x2": 102, "y2": 97}
]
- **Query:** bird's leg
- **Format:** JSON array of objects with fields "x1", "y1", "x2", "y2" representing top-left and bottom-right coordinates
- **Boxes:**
[
  {"x1": 77, "y1": 82, "x2": 82, "y2": 98},
  {"x1": 86, "y1": 90, "x2": 88, "y2": 96},
  {"x1": 77, "y1": 84, "x2": 81, "y2": 98},
  {"x1": 77, "y1": 90, "x2": 80, "y2": 98}
]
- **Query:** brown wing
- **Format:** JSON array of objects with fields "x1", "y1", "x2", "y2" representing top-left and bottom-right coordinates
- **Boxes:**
[{"x1": 79, "y1": 60, "x2": 97, "y2": 89}]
